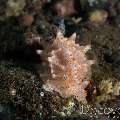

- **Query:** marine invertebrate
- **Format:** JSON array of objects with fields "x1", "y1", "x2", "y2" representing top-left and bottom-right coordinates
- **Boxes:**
[
  {"x1": 6, "y1": 0, "x2": 26, "y2": 17},
  {"x1": 21, "y1": 14, "x2": 34, "y2": 27},
  {"x1": 94, "y1": 78, "x2": 120, "y2": 103},
  {"x1": 99, "y1": 79, "x2": 113, "y2": 94},
  {"x1": 38, "y1": 31, "x2": 94, "y2": 103},
  {"x1": 53, "y1": 0, "x2": 77, "y2": 17},
  {"x1": 89, "y1": 10, "x2": 108, "y2": 25},
  {"x1": 95, "y1": 79, "x2": 114, "y2": 103}
]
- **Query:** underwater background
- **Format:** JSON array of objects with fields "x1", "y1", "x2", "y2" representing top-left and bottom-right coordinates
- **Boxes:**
[{"x1": 0, "y1": 0, "x2": 120, "y2": 120}]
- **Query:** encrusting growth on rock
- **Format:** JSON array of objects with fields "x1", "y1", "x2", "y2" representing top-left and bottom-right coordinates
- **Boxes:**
[{"x1": 37, "y1": 31, "x2": 94, "y2": 103}]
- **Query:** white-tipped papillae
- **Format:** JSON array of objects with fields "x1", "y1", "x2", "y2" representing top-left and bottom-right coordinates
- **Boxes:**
[{"x1": 42, "y1": 32, "x2": 94, "y2": 103}]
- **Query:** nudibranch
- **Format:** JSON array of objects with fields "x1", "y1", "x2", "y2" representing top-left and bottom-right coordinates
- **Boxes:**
[{"x1": 37, "y1": 31, "x2": 94, "y2": 103}]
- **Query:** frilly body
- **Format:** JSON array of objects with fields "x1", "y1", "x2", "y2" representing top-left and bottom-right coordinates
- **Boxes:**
[{"x1": 38, "y1": 32, "x2": 94, "y2": 103}]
